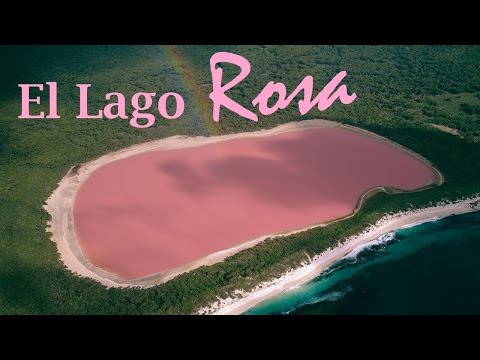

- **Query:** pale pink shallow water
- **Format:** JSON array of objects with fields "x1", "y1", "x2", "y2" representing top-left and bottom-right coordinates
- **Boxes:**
[{"x1": 74, "y1": 128, "x2": 436, "y2": 279}]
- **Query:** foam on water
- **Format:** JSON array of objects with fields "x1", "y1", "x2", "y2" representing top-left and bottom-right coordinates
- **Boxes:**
[
  {"x1": 343, "y1": 232, "x2": 396, "y2": 260},
  {"x1": 400, "y1": 216, "x2": 442, "y2": 229},
  {"x1": 246, "y1": 211, "x2": 480, "y2": 315}
]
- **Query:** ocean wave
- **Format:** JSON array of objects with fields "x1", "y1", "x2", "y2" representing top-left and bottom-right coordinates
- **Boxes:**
[
  {"x1": 400, "y1": 216, "x2": 443, "y2": 229},
  {"x1": 281, "y1": 286, "x2": 353, "y2": 314},
  {"x1": 314, "y1": 288, "x2": 350, "y2": 303},
  {"x1": 343, "y1": 232, "x2": 396, "y2": 260}
]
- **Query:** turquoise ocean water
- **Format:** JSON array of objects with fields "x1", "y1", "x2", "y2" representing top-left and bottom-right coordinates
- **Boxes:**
[{"x1": 246, "y1": 211, "x2": 480, "y2": 315}]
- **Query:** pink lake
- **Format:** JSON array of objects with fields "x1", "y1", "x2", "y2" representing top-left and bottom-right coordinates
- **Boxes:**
[{"x1": 74, "y1": 127, "x2": 436, "y2": 279}]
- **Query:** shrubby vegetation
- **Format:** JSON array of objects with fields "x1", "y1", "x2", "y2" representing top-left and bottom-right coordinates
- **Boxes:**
[{"x1": 0, "y1": 45, "x2": 479, "y2": 314}]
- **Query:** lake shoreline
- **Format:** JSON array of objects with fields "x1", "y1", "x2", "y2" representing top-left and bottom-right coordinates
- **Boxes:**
[{"x1": 43, "y1": 119, "x2": 441, "y2": 288}]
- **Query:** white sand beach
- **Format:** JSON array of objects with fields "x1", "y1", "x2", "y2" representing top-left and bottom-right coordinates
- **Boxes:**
[{"x1": 199, "y1": 196, "x2": 480, "y2": 315}]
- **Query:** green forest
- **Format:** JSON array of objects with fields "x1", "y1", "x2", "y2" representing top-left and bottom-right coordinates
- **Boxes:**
[{"x1": 0, "y1": 45, "x2": 479, "y2": 314}]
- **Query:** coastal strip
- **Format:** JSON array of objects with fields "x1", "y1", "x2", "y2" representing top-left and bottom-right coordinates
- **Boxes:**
[{"x1": 199, "y1": 196, "x2": 480, "y2": 315}]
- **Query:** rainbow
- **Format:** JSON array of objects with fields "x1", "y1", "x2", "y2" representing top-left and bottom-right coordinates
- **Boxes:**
[{"x1": 162, "y1": 45, "x2": 222, "y2": 136}]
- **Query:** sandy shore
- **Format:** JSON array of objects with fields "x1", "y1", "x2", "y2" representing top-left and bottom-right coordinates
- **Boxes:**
[
  {"x1": 430, "y1": 123, "x2": 462, "y2": 137},
  {"x1": 199, "y1": 196, "x2": 480, "y2": 315},
  {"x1": 44, "y1": 119, "x2": 441, "y2": 288}
]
